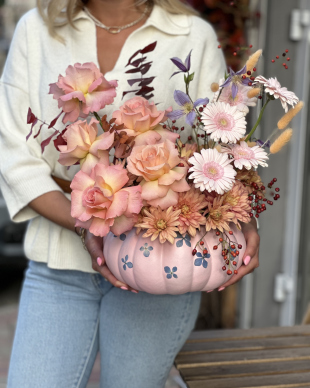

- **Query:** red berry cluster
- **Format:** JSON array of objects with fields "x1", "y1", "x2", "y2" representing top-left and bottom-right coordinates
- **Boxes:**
[
  {"x1": 271, "y1": 49, "x2": 290, "y2": 69},
  {"x1": 248, "y1": 178, "x2": 280, "y2": 219}
]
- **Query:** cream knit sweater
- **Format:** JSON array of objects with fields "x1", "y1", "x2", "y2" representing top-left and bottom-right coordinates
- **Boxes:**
[{"x1": 0, "y1": 5, "x2": 226, "y2": 272}]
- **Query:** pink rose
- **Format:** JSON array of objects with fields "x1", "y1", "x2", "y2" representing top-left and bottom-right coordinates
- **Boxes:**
[
  {"x1": 112, "y1": 96, "x2": 178, "y2": 146},
  {"x1": 58, "y1": 118, "x2": 114, "y2": 174},
  {"x1": 127, "y1": 140, "x2": 190, "y2": 209},
  {"x1": 71, "y1": 163, "x2": 143, "y2": 237},
  {"x1": 49, "y1": 62, "x2": 118, "y2": 123}
]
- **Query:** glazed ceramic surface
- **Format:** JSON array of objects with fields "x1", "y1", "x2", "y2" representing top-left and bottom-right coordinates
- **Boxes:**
[{"x1": 103, "y1": 223, "x2": 246, "y2": 295}]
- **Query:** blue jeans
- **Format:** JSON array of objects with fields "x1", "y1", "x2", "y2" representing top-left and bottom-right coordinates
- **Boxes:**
[{"x1": 7, "y1": 261, "x2": 201, "y2": 388}]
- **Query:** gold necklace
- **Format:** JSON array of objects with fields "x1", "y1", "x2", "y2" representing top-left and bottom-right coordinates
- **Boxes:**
[{"x1": 83, "y1": 3, "x2": 149, "y2": 34}]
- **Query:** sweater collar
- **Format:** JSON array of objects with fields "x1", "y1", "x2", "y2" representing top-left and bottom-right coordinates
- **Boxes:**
[{"x1": 74, "y1": 4, "x2": 190, "y2": 36}]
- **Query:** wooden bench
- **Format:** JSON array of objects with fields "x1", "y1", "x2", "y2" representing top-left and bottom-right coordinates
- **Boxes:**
[{"x1": 175, "y1": 325, "x2": 310, "y2": 388}]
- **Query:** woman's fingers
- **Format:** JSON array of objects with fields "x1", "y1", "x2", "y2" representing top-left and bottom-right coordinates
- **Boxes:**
[{"x1": 84, "y1": 230, "x2": 139, "y2": 293}]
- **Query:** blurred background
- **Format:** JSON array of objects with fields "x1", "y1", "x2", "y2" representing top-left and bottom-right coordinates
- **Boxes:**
[{"x1": 0, "y1": 0, "x2": 309, "y2": 386}]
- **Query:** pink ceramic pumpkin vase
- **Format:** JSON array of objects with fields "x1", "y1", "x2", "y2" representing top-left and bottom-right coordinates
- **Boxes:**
[{"x1": 103, "y1": 223, "x2": 246, "y2": 295}]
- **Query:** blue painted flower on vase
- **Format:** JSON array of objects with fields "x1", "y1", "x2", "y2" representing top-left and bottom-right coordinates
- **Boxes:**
[
  {"x1": 175, "y1": 232, "x2": 191, "y2": 248},
  {"x1": 194, "y1": 251, "x2": 210, "y2": 269},
  {"x1": 121, "y1": 255, "x2": 133, "y2": 270},
  {"x1": 119, "y1": 233, "x2": 126, "y2": 241},
  {"x1": 139, "y1": 243, "x2": 154, "y2": 257},
  {"x1": 164, "y1": 266, "x2": 178, "y2": 279}
]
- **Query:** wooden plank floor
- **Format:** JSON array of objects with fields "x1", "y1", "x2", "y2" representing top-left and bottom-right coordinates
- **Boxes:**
[{"x1": 175, "y1": 325, "x2": 310, "y2": 388}]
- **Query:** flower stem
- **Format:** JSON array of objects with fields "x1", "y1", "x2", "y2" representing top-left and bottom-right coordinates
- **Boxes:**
[
  {"x1": 93, "y1": 112, "x2": 105, "y2": 131},
  {"x1": 245, "y1": 98, "x2": 270, "y2": 142}
]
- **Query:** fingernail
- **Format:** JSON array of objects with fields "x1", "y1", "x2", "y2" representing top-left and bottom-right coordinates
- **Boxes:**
[
  {"x1": 97, "y1": 257, "x2": 103, "y2": 266},
  {"x1": 120, "y1": 286, "x2": 129, "y2": 291},
  {"x1": 207, "y1": 290, "x2": 213, "y2": 293},
  {"x1": 131, "y1": 290, "x2": 139, "y2": 294},
  {"x1": 244, "y1": 255, "x2": 251, "y2": 266},
  {"x1": 218, "y1": 286, "x2": 225, "y2": 292}
]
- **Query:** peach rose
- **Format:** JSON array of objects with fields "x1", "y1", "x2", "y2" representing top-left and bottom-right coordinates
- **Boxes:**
[
  {"x1": 49, "y1": 62, "x2": 117, "y2": 123},
  {"x1": 71, "y1": 163, "x2": 143, "y2": 237},
  {"x1": 127, "y1": 140, "x2": 190, "y2": 209},
  {"x1": 112, "y1": 96, "x2": 178, "y2": 146},
  {"x1": 58, "y1": 118, "x2": 114, "y2": 174}
]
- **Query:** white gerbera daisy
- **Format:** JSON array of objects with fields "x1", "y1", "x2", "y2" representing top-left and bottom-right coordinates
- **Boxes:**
[
  {"x1": 223, "y1": 141, "x2": 269, "y2": 170},
  {"x1": 254, "y1": 75, "x2": 299, "y2": 113},
  {"x1": 213, "y1": 78, "x2": 258, "y2": 115},
  {"x1": 201, "y1": 102, "x2": 247, "y2": 143},
  {"x1": 188, "y1": 148, "x2": 236, "y2": 194}
]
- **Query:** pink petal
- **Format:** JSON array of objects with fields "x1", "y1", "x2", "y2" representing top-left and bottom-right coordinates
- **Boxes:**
[
  {"x1": 110, "y1": 214, "x2": 138, "y2": 235},
  {"x1": 94, "y1": 164, "x2": 129, "y2": 193},
  {"x1": 154, "y1": 126, "x2": 179, "y2": 144},
  {"x1": 170, "y1": 177, "x2": 191, "y2": 192},
  {"x1": 106, "y1": 190, "x2": 129, "y2": 219},
  {"x1": 140, "y1": 180, "x2": 169, "y2": 201},
  {"x1": 89, "y1": 131, "x2": 115, "y2": 156},
  {"x1": 147, "y1": 189, "x2": 178, "y2": 209},
  {"x1": 122, "y1": 186, "x2": 143, "y2": 216},
  {"x1": 70, "y1": 170, "x2": 95, "y2": 191},
  {"x1": 89, "y1": 217, "x2": 114, "y2": 237},
  {"x1": 71, "y1": 190, "x2": 89, "y2": 219},
  {"x1": 80, "y1": 154, "x2": 100, "y2": 175},
  {"x1": 157, "y1": 169, "x2": 184, "y2": 186},
  {"x1": 133, "y1": 130, "x2": 162, "y2": 146}
]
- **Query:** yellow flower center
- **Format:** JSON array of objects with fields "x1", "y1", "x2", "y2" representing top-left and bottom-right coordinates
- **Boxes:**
[
  {"x1": 232, "y1": 75, "x2": 241, "y2": 84},
  {"x1": 210, "y1": 209, "x2": 222, "y2": 221},
  {"x1": 225, "y1": 194, "x2": 238, "y2": 206},
  {"x1": 207, "y1": 167, "x2": 217, "y2": 175},
  {"x1": 181, "y1": 204, "x2": 190, "y2": 215},
  {"x1": 220, "y1": 118, "x2": 227, "y2": 126},
  {"x1": 156, "y1": 219, "x2": 167, "y2": 230},
  {"x1": 183, "y1": 102, "x2": 194, "y2": 114}
]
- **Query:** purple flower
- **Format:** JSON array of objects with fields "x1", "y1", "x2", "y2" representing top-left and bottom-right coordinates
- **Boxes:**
[
  {"x1": 170, "y1": 50, "x2": 192, "y2": 78},
  {"x1": 167, "y1": 90, "x2": 209, "y2": 126},
  {"x1": 256, "y1": 139, "x2": 271, "y2": 148},
  {"x1": 220, "y1": 65, "x2": 250, "y2": 99}
]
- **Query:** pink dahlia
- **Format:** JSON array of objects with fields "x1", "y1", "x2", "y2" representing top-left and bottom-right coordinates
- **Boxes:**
[
  {"x1": 223, "y1": 141, "x2": 268, "y2": 170},
  {"x1": 174, "y1": 186, "x2": 208, "y2": 237},
  {"x1": 188, "y1": 148, "x2": 236, "y2": 194},
  {"x1": 213, "y1": 79, "x2": 257, "y2": 115},
  {"x1": 201, "y1": 102, "x2": 246, "y2": 143},
  {"x1": 254, "y1": 76, "x2": 299, "y2": 112}
]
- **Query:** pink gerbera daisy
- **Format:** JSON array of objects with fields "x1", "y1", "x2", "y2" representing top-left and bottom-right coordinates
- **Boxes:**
[
  {"x1": 201, "y1": 102, "x2": 246, "y2": 143},
  {"x1": 223, "y1": 141, "x2": 269, "y2": 170},
  {"x1": 188, "y1": 148, "x2": 236, "y2": 194},
  {"x1": 254, "y1": 76, "x2": 299, "y2": 113}
]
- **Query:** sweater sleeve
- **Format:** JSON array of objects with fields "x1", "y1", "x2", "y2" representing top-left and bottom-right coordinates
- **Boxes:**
[{"x1": 0, "y1": 15, "x2": 62, "y2": 223}]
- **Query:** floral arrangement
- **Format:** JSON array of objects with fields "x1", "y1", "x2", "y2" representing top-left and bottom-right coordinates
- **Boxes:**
[{"x1": 27, "y1": 43, "x2": 303, "y2": 278}]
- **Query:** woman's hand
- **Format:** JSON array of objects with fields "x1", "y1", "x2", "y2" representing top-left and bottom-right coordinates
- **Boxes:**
[
  {"x1": 217, "y1": 218, "x2": 260, "y2": 291},
  {"x1": 84, "y1": 230, "x2": 139, "y2": 293}
]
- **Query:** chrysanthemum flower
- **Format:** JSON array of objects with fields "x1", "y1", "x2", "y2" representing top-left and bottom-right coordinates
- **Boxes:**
[
  {"x1": 201, "y1": 102, "x2": 246, "y2": 143},
  {"x1": 174, "y1": 186, "x2": 208, "y2": 237},
  {"x1": 222, "y1": 181, "x2": 251, "y2": 227},
  {"x1": 205, "y1": 196, "x2": 234, "y2": 232},
  {"x1": 213, "y1": 79, "x2": 258, "y2": 115},
  {"x1": 223, "y1": 141, "x2": 268, "y2": 170},
  {"x1": 254, "y1": 76, "x2": 299, "y2": 112},
  {"x1": 188, "y1": 148, "x2": 236, "y2": 194},
  {"x1": 135, "y1": 206, "x2": 181, "y2": 244}
]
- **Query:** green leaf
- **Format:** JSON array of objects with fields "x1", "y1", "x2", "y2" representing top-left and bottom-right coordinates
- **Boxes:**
[{"x1": 188, "y1": 72, "x2": 195, "y2": 82}]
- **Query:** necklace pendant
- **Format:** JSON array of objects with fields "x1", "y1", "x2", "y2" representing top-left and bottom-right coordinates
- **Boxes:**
[{"x1": 108, "y1": 27, "x2": 121, "y2": 34}]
